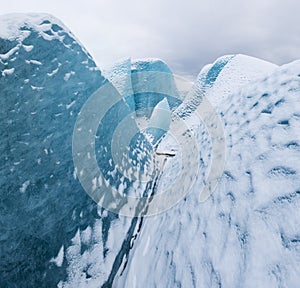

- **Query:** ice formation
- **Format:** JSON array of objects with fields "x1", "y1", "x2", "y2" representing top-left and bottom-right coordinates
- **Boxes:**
[{"x1": 1, "y1": 13, "x2": 300, "y2": 288}]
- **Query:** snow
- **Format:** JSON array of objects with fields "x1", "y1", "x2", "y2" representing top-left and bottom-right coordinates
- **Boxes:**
[
  {"x1": 0, "y1": 46, "x2": 19, "y2": 61},
  {"x1": 66, "y1": 100, "x2": 76, "y2": 110},
  {"x1": 197, "y1": 54, "x2": 278, "y2": 107},
  {"x1": 63, "y1": 56, "x2": 300, "y2": 287},
  {"x1": 116, "y1": 59, "x2": 300, "y2": 287},
  {"x1": 25, "y1": 59, "x2": 42, "y2": 65},
  {"x1": 7, "y1": 51, "x2": 296, "y2": 287},
  {"x1": 64, "y1": 71, "x2": 75, "y2": 81},
  {"x1": 1, "y1": 67, "x2": 15, "y2": 76},
  {"x1": 50, "y1": 245, "x2": 64, "y2": 267},
  {"x1": 0, "y1": 13, "x2": 70, "y2": 41},
  {"x1": 30, "y1": 85, "x2": 44, "y2": 91},
  {"x1": 23, "y1": 44, "x2": 34, "y2": 52},
  {"x1": 19, "y1": 180, "x2": 30, "y2": 193}
]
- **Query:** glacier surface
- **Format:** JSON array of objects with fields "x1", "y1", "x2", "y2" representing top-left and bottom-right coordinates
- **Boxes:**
[
  {"x1": 118, "y1": 60, "x2": 300, "y2": 288},
  {"x1": 1, "y1": 13, "x2": 300, "y2": 288},
  {"x1": 0, "y1": 13, "x2": 107, "y2": 287}
]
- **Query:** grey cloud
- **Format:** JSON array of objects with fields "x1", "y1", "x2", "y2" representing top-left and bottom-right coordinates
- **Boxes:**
[{"x1": 2, "y1": 0, "x2": 300, "y2": 77}]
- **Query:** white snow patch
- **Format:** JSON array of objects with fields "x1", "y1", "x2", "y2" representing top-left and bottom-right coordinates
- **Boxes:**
[
  {"x1": 23, "y1": 45, "x2": 34, "y2": 52},
  {"x1": 64, "y1": 71, "x2": 75, "y2": 81},
  {"x1": 30, "y1": 85, "x2": 44, "y2": 91},
  {"x1": 200, "y1": 54, "x2": 278, "y2": 107},
  {"x1": 50, "y1": 245, "x2": 64, "y2": 267},
  {"x1": 2, "y1": 68, "x2": 15, "y2": 76},
  {"x1": 20, "y1": 180, "x2": 30, "y2": 193},
  {"x1": 0, "y1": 46, "x2": 19, "y2": 61},
  {"x1": 26, "y1": 59, "x2": 42, "y2": 65},
  {"x1": 66, "y1": 100, "x2": 76, "y2": 110},
  {"x1": 0, "y1": 13, "x2": 71, "y2": 41}
]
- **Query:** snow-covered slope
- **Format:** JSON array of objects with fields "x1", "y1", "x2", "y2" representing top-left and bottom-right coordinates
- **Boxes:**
[
  {"x1": 115, "y1": 59, "x2": 300, "y2": 287},
  {"x1": 197, "y1": 54, "x2": 278, "y2": 106},
  {"x1": 61, "y1": 57, "x2": 300, "y2": 287}
]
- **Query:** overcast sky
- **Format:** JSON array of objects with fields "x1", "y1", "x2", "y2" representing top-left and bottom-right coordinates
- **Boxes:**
[{"x1": 1, "y1": 0, "x2": 300, "y2": 77}]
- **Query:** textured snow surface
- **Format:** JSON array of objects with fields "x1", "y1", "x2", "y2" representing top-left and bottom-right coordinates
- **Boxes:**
[
  {"x1": 197, "y1": 54, "x2": 278, "y2": 107},
  {"x1": 118, "y1": 60, "x2": 300, "y2": 288},
  {"x1": 0, "y1": 13, "x2": 68, "y2": 39},
  {"x1": 63, "y1": 59, "x2": 300, "y2": 287},
  {"x1": 1, "y1": 13, "x2": 300, "y2": 288}
]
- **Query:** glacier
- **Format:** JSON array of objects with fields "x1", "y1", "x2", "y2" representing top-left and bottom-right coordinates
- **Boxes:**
[
  {"x1": 118, "y1": 60, "x2": 300, "y2": 288},
  {"x1": 1, "y1": 13, "x2": 300, "y2": 288},
  {"x1": 0, "y1": 13, "x2": 107, "y2": 287}
]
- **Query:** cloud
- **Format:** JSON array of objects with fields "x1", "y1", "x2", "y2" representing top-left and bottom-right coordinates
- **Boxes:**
[{"x1": 2, "y1": 0, "x2": 300, "y2": 77}]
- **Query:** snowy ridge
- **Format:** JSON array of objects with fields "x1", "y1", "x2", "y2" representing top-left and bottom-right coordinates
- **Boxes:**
[
  {"x1": 61, "y1": 57, "x2": 300, "y2": 287},
  {"x1": 0, "y1": 13, "x2": 95, "y2": 66},
  {"x1": 116, "y1": 59, "x2": 300, "y2": 288},
  {"x1": 0, "y1": 13, "x2": 70, "y2": 40},
  {"x1": 197, "y1": 54, "x2": 278, "y2": 107}
]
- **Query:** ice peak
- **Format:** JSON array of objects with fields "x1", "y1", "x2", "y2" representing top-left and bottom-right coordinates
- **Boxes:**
[{"x1": 0, "y1": 13, "x2": 72, "y2": 41}]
